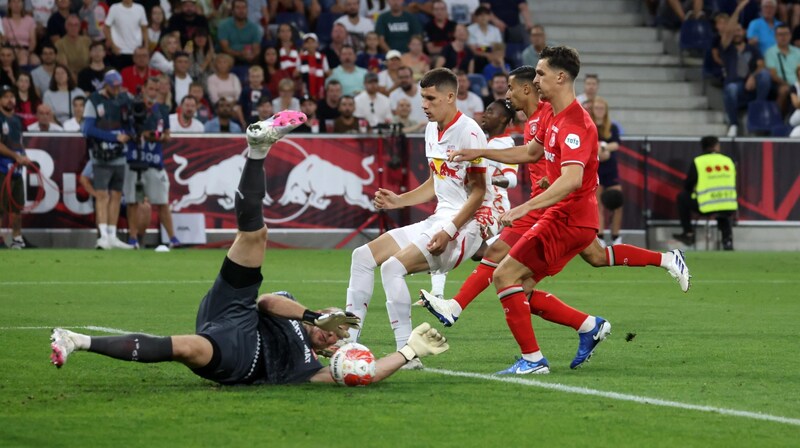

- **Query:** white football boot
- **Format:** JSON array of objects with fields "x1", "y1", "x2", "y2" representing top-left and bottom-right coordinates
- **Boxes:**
[
  {"x1": 50, "y1": 328, "x2": 79, "y2": 368},
  {"x1": 666, "y1": 249, "x2": 691, "y2": 293},
  {"x1": 246, "y1": 110, "x2": 307, "y2": 159}
]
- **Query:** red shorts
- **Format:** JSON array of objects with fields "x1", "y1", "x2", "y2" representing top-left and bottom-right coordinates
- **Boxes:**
[
  {"x1": 498, "y1": 209, "x2": 542, "y2": 248},
  {"x1": 508, "y1": 217, "x2": 596, "y2": 283}
]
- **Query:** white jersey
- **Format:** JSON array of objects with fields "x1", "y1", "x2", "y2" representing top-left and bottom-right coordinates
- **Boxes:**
[
  {"x1": 485, "y1": 135, "x2": 518, "y2": 215},
  {"x1": 424, "y1": 111, "x2": 487, "y2": 220}
]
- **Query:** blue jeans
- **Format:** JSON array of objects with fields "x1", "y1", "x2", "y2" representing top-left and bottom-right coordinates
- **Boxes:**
[{"x1": 723, "y1": 69, "x2": 771, "y2": 125}]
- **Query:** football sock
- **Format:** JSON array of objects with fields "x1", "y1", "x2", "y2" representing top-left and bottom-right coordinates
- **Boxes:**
[
  {"x1": 71, "y1": 332, "x2": 91, "y2": 350},
  {"x1": 98, "y1": 223, "x2": 108, "y2": 237},
  {"x1": 235, "y1": 158, "x2": 266, "y2": 232},
  {"x1": 521, "y1": 351, "x2": 544, "y2": 362},
  {"x1": 498, "y1": 285, "x2": 539, "y2": 354},
  {"x1": 430, "y1": 272, "x2": 447, "y2": 297},
  {"x1": 578, "y1": 316, "x2": 597, "y2": 333},
  {"x1": 528, "y1": 290, "x2": 588, "y2": 331},
  {"x1": 345, "y1": 245, "x2": 377, "y2": 340},
  {"x1": 89, "y1": 334, "x2": 173, "y2": 363},
  {"x1": 606, "y1": 244, "x2": 662, "y2": 267},
  {"x1": 611, "y1": 234, "x2": 620, "y2": 241},
  {"x1": 660, "y1": 252, "x2": 672, "y2": 268},
  {"x1": 220, "y1": 256, "x2": 263, "y2": 289},
  {"x1": 453, "y1": 258, "x2": 498, "y2": 310},
  {"x1": 381, "y1": 257, "x2": 412, "y2": 350},
  {"x1": 108, "y1": 225, "x2": 116, "y2": 236}
]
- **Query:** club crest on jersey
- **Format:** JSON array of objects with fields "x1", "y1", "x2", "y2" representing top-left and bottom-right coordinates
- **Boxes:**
[
  {"x1": 549, "y1": 132, "x2": 556, "y2": 148},
  {"x1": 445, "y1": 144, "x2": 457, "y2": 157},
  {"x1": 565, "y1": 133, "x2": 581, "y2": 150},
  {"x1": 529, "y1": 120, "x2": 538, "y2": 135}
]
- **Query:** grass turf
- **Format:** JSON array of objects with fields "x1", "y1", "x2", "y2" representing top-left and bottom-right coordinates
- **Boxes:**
[{"x1": 1, "y1": 249, "x2": 798, "y2": 447}]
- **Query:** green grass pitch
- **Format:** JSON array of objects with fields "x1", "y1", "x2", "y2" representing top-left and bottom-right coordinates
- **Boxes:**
[{"x1": 1, "y1": 249, "x2": 799, "y2": 447}]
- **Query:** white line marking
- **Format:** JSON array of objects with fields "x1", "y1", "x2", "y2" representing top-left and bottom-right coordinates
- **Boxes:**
[
  {"x1": 0, "y1": 325, "x2": 144, "y2": 335},
  {"x1": 1, "y1": 279, "x2": 797, "y2": 286},
  {"x1": 425, "y1": 368, "x2": 800, "y2": 427}
]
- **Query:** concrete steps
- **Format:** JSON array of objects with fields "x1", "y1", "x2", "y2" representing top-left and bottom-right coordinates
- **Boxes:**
[
  {"x1": 580, "y1": 65, "x2": 686, "y2": 82},
  {"x1": 623, "y1": 122, "x2": 728, "y2": 137},
  {"x1": 604, "y1": 95, "x2": 709, "y2": 110},
  {"x1": 534, "y1": 0, "x2": 639, "y2": 14},
  {"x1": 535, "y1": 12, "x2": 644, "y2": 27},
  {"x1": 567, "y1": 40, "x2": 665, "y2": 54},
  {"x1": 581, "y1": 53, "x2": 681, "y2": 66},
  {"x1": 614, "y1": 109, "x2": 725, "y2": 124},
  {"x1": 596, "y1": 81, "x2": 703, "y2": 97},
  {"x1": 546, "y1": 26, "x2": 658, "y2": 42}
]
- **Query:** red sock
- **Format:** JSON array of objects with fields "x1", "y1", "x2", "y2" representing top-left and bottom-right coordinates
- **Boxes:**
[
  {"x1": 529, "y1": 290, "x2": 588, "y2": 330},
  {"x1": 606, "y1": 244, "x2": 662, "y2": 267},
  {"x1": 453, "y1": 259, "x2": 497, "y2": 310},
  {"x1": 498, "y1": 285, "x2": 539, "y2": 353}
]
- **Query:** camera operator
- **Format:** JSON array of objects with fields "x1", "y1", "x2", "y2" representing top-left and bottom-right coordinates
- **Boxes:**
[
  {"x1": 124, "y1": 76, "x2": 180, "y2": 249},
  {"x1": 82, "y1": 69, "x2": 134, "y2": 250}
]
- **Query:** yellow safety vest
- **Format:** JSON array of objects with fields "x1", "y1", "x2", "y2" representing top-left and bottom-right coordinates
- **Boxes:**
[{"x1": 694, "y1": 153, "x2": 738, "y2": 213}]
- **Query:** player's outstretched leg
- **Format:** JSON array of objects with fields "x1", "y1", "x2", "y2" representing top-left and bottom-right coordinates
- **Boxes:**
[
  {"x1": 50, "y1": 328, "x2": 174, "y2": 368},
  {"x1": 582, "y1": 239, "x2": 692, "y2": 292},
  {"x1": 246, "y1": 110, "x2": 307, "y2": 158}
]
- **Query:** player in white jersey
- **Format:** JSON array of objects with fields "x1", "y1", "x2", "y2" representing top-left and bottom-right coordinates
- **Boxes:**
[
  {"x1": 344, "y1": 68, "x2": 487, "y2": 369},
  {"x1": 429, "y1": 99, "x2": 519, "y2": 298}
]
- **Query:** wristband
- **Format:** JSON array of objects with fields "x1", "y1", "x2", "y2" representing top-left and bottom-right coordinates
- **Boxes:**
[
  {"x1": 302, "y1": 309, "x2": 321, "y2": 325},
  {"x1": 398, "y1": 345, "x2": 416, "y2": 362},
  {"x1": 442, "y1": 221, "x2": 458, "y2": 239}
]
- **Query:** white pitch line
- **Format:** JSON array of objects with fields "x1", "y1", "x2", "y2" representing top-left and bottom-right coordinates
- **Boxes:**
[
  {"x1": 0, "y1": 325, "x2": 144, "y2": 335},
  {"x1": 425, "y1": 368, "x2": 800, "y2": 427},
  {"x1": 1, "y1": 279, "x2": 797, "y2": 286}
]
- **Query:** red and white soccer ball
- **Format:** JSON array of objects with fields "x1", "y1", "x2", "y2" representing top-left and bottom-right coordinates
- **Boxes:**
[{"x1": 331, "y1": 342, "x2": 376, "y2": 387}]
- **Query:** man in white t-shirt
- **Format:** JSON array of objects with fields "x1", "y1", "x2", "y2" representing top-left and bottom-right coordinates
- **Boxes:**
[
  {"x1": 467, "y1": 6, "x2": 502, "y2": 52},
  {"x1": 335, "y1": 0, "x2": 375, "y2": 49},
  {"x1": 27, "y1": 104, "x2": 64, "y2": 132},
  {"x1": 104, "y1": 0, "x2": 148, "y2": 67},
  {"x1": 62, "y1": 95, "x2": 86, "y2": 131},
  {"x1": 455, "y1": 70, "x2": 484, "y2": 121},
  {"x1": 354, "y1": 72, "x2": 392, "y2": 128},
  {"x1": 344, "y1": 68, "x2": 487, "y2": 369},
  {"x1": 169, "y1": 96, "x2": 205, "y2": 133},
  {"x1": 29, "y1": 0, "x2": 56, "y2": 28},
  {"x1": 172, "y1": 52, "x2": 193, "y2": 106},
  {"x1": 389, "y1": 66, "x2": 426, "y2": 123}
]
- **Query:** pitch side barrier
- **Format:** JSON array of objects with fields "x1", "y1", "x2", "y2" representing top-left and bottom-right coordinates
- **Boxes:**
[{"x1": 12, "y1": 133, "x2": 800, "y2": 249}]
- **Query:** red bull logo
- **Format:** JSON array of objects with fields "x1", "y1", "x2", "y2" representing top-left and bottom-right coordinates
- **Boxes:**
[{"x1": 429, "y1": 159, "x2": 461, "y2": 180}]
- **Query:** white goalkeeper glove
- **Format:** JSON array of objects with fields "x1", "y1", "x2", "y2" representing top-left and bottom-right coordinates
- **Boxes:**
[
  {"x1": 398, "y1": 322, "x2": 450, "y2": 362},
  {"x1": 302, "y1": 310, "x2": 360, "y2": 339}
]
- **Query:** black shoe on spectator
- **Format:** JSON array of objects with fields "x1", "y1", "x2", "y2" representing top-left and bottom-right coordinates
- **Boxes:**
[
  {"x1": 722, "y1": 239, "x2": 734, "y2": 251},
  {"x1": 673, "y1": 233, "x2": 695, "y2": 246}
]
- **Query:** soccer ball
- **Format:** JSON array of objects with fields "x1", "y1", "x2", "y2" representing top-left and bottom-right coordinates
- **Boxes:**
[{"x1": 330, "y1": 342, "x2": 377, "y2": 387}]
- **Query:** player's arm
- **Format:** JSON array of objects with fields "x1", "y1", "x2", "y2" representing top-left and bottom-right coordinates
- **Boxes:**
[
  {"x1": 373, "y1": 172, "x2": 435, "y2": 209},
  {"x1": 0, "y1": 142, "x2": 30, "y2": 166},
  {"x1": 492, "y1": 165, "x2": 519, "y2": 189},
  {"x1": 449, "y1": 139, "x2": 542, "y2": 164},
  {"x1": 501, "y1": 164, "x2": 582, "y2": 225},
  {"x1": 426, "y1": 167, "x2": 486, "y2": 255},
  {"x1": 256, "y1": 293, "x2": 359, "y2": 337}
]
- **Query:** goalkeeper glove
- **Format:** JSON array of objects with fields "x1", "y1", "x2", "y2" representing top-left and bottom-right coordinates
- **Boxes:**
[
  {"x1": 398, "y1": 322, "x2": 450, "y2": 362},
  {"x1": 302, "y1": 310, "x2": 360, "y2": 338}
]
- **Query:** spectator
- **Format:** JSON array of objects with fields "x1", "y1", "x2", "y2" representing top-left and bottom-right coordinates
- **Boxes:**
[
  {"x1": 389, "y1": 65, "x2": 426, "y2": 123},
  {"x1": 375, "y1": 0, "x2": 422, "y2": 53},
  {"x1": 455, "y1": 69, "x2": 483, "y2": 120},
  {"x1": 789, "y1": 65, "x2": 800, "y2": 135},
  {"x1": 245, "y1": 0, "x2": 269, "y2": 28},
  {"x1": 521, "y1": 25, "x2": 546, "y2": 68},
  {"x1": 765, "y1": 23, "x2": 800, "y2": 113},
  {"x1": 356, "y1": 31, "x2": 386, "y2": 72},
  {"x1": 393, "y1": 97, "x2": 426, "y2": 132},
  {"x1": 29, "y1": 0, "x2": 55, "y2": 35},
  {"x1": 3, "y1": 0, "x2": 38, "y2": 66},
  {"x1": 354, "y1": 71, "x2": 392, "y2": 127},
  {"x1": 708, "y1": 13, "x2": 730, "y2": 85},
  {"x1": 82, "y1": 70, "x2": 135, "y2": 249},
  {"x1": 721, "y1": 3, "x2": 772, "y2": 137},
  {"x1": 356, "y1": 0, "x2": 390, "y2": 18},
  {"x1": 377, "y1": 49, "x2": 402, "y2": 94},
  {"x1": 291, "y1": 95, "x2": 320, "y2": 133},
  {"x1": 401, "y1": 35, "x2": 430, "y2": 81},
  {"x1": 77, "y1": 41, "x2": 109, "y2": 93},
  {"x1": 0, "y1": 47, "x2": 20, "y2": 89},
  {"x1": 254, "y1": 95, "x2": 274, "y2": 123},
  {"x1": 481, "y1": 42, "x2": 509, "y2": 82},
  {"x1": 62, "y1": 95, "x2": 86, "y2": 131},
  {"x1": 150, "y1": 34, "x2": 180, "y2": 75},
  {"x1": 217, "y1": 0, "x2": 262, "y2": 66},
  {"x1": 299, "y1": 33, "x2": 330, "y2": 100},
  {"x1": 445, "y1": 0, "x2": 479, "y2": 25},
  {"x1": 156, "y1": 73, "x2": 174, "y2": 112},
  {"x1": 673, "y1": 136, "x2": 737, "y2": 251},
  {"x1": 147, "y1": 5, "x2": 166, "y2": 53},
  {"x1": 239, "y1": 65, "x2": 271, "y2": 125},
  {"x1": 171, "y1": 51, "x2": 193, "y2": 107},
  {"x1": 0, "y1": 84, "x2": 33, "y2": 249},
  {"x1": 207, "y1": 54, "x2": 242, "y2": 105},
  {"x1": 204, "y1": 97, "x2": 243, "y2": 133},
  {"x1": 43, "y1": 64, "x2": 85, "y2": 125},
  {"x1": 261, "y1": 46, "x2": 293, "y2": 99},
  {"x1": 269, "y1": 0, "x2": 307, "y2": 25},
  {"x1": 79, "y1": 0, "x2": 108, "y2": 44},
  {"x1": 435, "y1": 23, "x2": 474, "y2": 73},
  {"x1": 104, "y1": 0, "x2": 149, "y2": 68},
  {"x1": 169, "y1": 95, "x2": 204, "y2": 132},
  {"x1": 659, "y1": 0, "x2": 705, "y2": 29},
  {"x1": 424, "y1": 0, "x2": 456, "y2": 56},
  {"x1": 323, "y1": 22, "x2": 348, "y2": 69},
  {"x1": 576, "y1": 73, "x2": 599, "y2": 106},
  {"x1": 748, "y1": 0, "x2": 782, "y2": 55},
  {"x1": 272, "y1": 77, "x2": 301, "y2": 112},
  {"x1": 15, "y1": 73, "x2": 39, "y2": 127},
  {"x1": 165, "y1": 0, "x2": 210, "y2": 47},
  {"x1": 187, "y1": 28, "x2": 215, "y2": 84},
  {"x1": 333, "y1": 95, "x2": 359, "y2": 132},
  {"x1": 589, "y1": 96, "x2": 623, "y2": 245},
  {"x1": 482, "y1": 72, "x2": 507, "y2": 108},
  {"x1": 326, "y1": 44, "x2": 368, "y2": 96},
  {"x1": 46, "y1": 0, "x2": 71, "y2": 44},
  {"x1": 317, "y1": 79, "x2": 343, "y2": 123},
  {"x1": 31, "y1": 44, "x2": 58, "y2": 96},
  {"x1": 482, "y1": 0, "x2": 533, "y2": 42},
  {"x1": 335, "y1": 0, "x2": 376, "y2": 47},
  {"x1": 467, "y1": 6, "x2": 502, "y2": 59},
  {"x1": 188, "y1": 81, "x2": 213, "y2": 123},
  {"x1": 276, "y1": 23, "x2": 301, "y2": 75},
  {"x1": 121, "y1": 46, "x2": 161, "y2": 96},
  {"x1": 55, "y1": 15, "x2": 91, "y2": 77}
]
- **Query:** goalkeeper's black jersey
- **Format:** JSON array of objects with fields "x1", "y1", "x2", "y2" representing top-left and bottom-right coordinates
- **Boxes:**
[{"x1": 252, "y1": 315, "x2": 324, "y2": 385}]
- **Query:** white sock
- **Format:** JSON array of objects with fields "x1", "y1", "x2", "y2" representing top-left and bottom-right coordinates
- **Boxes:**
[
  {"x1": 345, "y1": 245, "x2": 378, "y2": 341},
  {"x1": 381, "y1": 256, "x2": 412, "y2": 350},
  {"x1": 98, "y1": 224, "x2": 108, "y2": 238},
  {"x1": 247, "y1": 144, "x2": 271, "y2": 160},
  {"x1": 660, "y1": 252, "x2": 671, "y2": 268},
  {"x1": 578, "y1": 316, "x2": 597, "y2": 333},
  {"x1": 522, "y1": 351, "x2": 544, "y2": 362},
  {"x1": 449, "y1": 300, "x2": 463, "y2": 318},
  {"x1": 108, "y1": 225, "x2": 117, "y2": 236},
  {"x1": 430, "y1": 273, "x2": 447, "y2": 297},
  {"x1": 74, "y1": 332, "x2": 91, "y2": 350}
]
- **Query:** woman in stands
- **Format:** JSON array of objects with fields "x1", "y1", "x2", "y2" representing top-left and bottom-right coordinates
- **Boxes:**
[
  {"x1": 188, "y1": 28, "x2": 215, "y2": 85},
  {"x1": 590, "y1": 96, "x2": 624, "y2": 246},
  {"x1": 15, "y1": 72, "x2": 39, "y2": 128}
]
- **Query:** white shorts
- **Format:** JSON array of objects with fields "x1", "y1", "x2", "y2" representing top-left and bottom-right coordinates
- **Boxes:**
[
  {"x1": 124, "y1": 166, "x2": 170, "y2": 205},
  {"x1": 387, "y1": 215, "x2": 482, "y2": 274}
]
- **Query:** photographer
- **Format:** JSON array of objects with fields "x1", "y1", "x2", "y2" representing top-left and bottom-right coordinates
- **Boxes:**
[
  {"x1": 124, "y1": 77, "x2": 180, "y2": 249},
  {"x1": 82, "y1": 69, "x2": 134, "y2": 250}
]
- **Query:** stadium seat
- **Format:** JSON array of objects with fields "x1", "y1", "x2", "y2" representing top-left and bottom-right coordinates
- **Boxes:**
[
  {"x1": 679, "y1": 18, "x2": 714, "y2": 53},
  {"x1": 505, "y1": 42, "x2": 525, "y2": 68},
  {"x1": 316, "y1": 12, "x2": 342, "y2": 46},
  {"x1": 746, "y1": 100, "x2": 783, "y2": 134},
  {"x1": 467, "y1": 74, "x2": 486, "y2": 96},
  {"x1": 276, "y1": 12, "x2": 309, "y2": 33},
  {"x1": 712, "y1": 0, "x2": 738, "y2": 15},
  {"x1": 771, "y1": 124, "x2": 793, "y2": 137}
]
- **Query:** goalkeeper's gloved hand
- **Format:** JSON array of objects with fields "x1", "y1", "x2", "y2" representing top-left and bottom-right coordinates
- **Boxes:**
[
  {"x1": 302, "y1": 310, "x2": 360, "y2": 339},
  {"x1": 398, "y1": 322, "x2": 449, "y2": 362}
]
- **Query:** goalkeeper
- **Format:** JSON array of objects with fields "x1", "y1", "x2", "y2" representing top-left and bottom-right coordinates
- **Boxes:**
[{"x1": 49, "y1": 111, "x2": 449, "y2": 385}]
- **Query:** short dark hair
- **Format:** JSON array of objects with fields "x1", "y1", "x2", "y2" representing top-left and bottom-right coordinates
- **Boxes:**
[
  {"x1": 72, "y1": 95, "x2": 86, "y2": 104},
  {"x1": 420, "y1": 68, "x2": 458, "y2": 92},
  {"x1": 585, "y1": 73, "x2": 599, "y2": 82},
  {"x1": 776, "y1": 23, "x2": 792, "y2": 33},
  {"x1": 40, "y1": 42, "x2": 57, "y2": 55},
  {"x1": 508, "y1": 65, "x2": 537, "y2": 85},
  {"x1": 491, "y1": 72, "x2": 508, "y2": 81},
  {"x1": 492, "y1": 99, "x2": 514, "y2": 123},
  {"x1": 89, "y1": 41, "x2": 105, "y2": 52},
  {"x1": 539, "y1": 46, "x2": 580, "y2": 80},
  {"x1": 474, "y1": 5, "x2": 490, "y2": 15},
  {"x1": 701, "y1": 135, "x2": 719, "y2": 152},
  {"x1": 181, "y1": 95, "x2": 197, "y2": 106}
]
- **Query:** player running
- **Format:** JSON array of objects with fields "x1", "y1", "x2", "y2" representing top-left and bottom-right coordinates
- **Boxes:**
[
  {"x1": 49, "y1": 111, "x2": 450, "y2": 384},
  {"x1": 344, "y1": 68, "x2": 487, "y2": 369}
]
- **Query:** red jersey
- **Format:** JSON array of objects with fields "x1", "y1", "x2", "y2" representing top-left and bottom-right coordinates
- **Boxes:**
[
  {"x1": 525, "y1": 101, "x2": 551, "y2": 199},
  {"x1": 534, "y1": 99, "x2": 599, "y2": 229}
]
